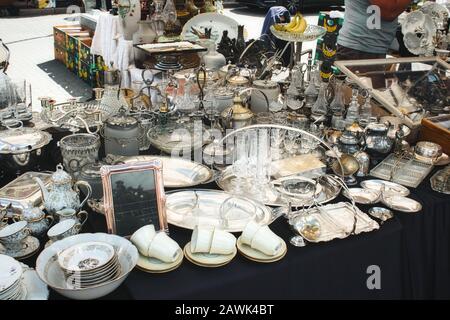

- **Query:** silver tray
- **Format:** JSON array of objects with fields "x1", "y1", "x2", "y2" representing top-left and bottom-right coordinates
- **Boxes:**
[
  {"x1": 382, "y1": 195, "x2": 422, "y2": 213},
  {"x1": 370, "y1": 153, "x2": 434, "y2": 188},
  {"x1": 107, "y1": 155, "x2": 214, "y2": 188},
  {"x1": 291, "y1": 202, "x2": 379, "y2": 243},
  {"x1": 165, "y1": 189, "x2": 275, "y2": 232},
  {"x1": 270, "y1": 24, "x2": 326, "y2": 42},
  {"x1": 360, "y1": 179, "x2": 410, "y2": 197},
  {"x1": 216, "y1": 167, "x2": 341, "y2": 207},
  {"x1": 147, "y1": 124, "x2": 211, "y2": 155}
]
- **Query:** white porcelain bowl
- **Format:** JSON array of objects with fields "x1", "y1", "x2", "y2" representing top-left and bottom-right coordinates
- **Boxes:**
[{"x1": 36, "y1": 233, "x2": 138, "y2": 300}]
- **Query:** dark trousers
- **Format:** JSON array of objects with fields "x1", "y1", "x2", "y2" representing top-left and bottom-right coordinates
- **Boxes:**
[{"x1": 336, "y1": 45, "x2": 387, "y2": 89}]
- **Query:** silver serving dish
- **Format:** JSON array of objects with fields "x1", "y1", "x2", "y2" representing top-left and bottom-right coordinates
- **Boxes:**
[
  {"x1": 0, "y1": 172, "x2": 51, "y2": 214},
  {"x1": 368, "y1": 207, "x2": 393, "y2": 223},
  {"x1": 0, "y1": 122, "x2": 52, "y2": 172},
  {"x1": 165, "y1": 189, "x2": 275, "y2": 232},
  {"x1": 360, "y1": 179, "x2": 410, "y2": 197},
  {"x1": 382, "y1": 195, "x2": 422, "y2": 213},
  {"x1": 216, "y1": 167, "x2": 341, "y2": 207},
  {"x1": 342, "y1": 188, "x2": 381, "y2": 205},
  {"x1": 290, "y1": 202, "x2": 379, "y2": 243},
  {"x1": 107, "y1": 155, "x2": 214, "y2": 188}
]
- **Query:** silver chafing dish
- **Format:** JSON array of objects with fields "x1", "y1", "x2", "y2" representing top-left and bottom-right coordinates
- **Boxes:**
[{"x1": 0, "y1": 121, "x2": 52, "y2": 173}]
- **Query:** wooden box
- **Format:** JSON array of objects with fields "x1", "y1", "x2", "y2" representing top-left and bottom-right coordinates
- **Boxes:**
[
  {"x1": 54, "y1": 45, "x2": 66, "y2": 64},
  {"x1": 78, "y1": 38, "x2": 92, "y2": 64},
  {"x1": 419, "y1": 115, "x2": 450, "y2": 155}
]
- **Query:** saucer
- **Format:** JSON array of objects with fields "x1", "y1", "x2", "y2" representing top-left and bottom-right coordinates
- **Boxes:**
[
  {"x1": 136, "y1": 251, "x2": 184, "y2": 274},
  {"x1": 20, "y1": 263, "x2": 49, "y2": 300},
  {"x1": 0, "y1": 236, "x2": 40, "y2": 260},
  {"x1": 236, "y1": 236, "x2": 287, "y2": 263},
  {"x1": 183, "y1": 242, "x2": 236, "y2": 268}
]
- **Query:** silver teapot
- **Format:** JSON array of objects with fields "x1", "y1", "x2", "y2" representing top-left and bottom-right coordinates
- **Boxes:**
[
  {"x1": 364, "y1": 122, "x2": 394, "y2": 155},
  {"x1": 33, "y1": 164, "x2": 92, "y2": 214}
]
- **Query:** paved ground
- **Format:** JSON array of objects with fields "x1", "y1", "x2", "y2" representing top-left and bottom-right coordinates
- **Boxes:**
[
  {"x1": 0, "y1": 14, "x2": 92, "y2": 108},
  {"x1": 0, "y1": 8, "x2": 321, "y2": 109}
]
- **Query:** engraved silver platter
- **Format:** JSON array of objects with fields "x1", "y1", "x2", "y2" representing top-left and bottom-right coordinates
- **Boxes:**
[
  {"x1": 107, "y1": 155, "x2": 214, "y2": 188},
  {"x1": 216, "y1": 167, "x2": 341, "y2": 207},
  {"x1": 165, "y1": 189, "x2": 275, "y2": 232}
]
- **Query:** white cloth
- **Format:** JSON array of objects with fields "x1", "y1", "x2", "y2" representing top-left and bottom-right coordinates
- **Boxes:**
[
  {"x1": 114, "y1": 37, "x2": 135, "y2": 88},
  {"x1": 91, "y1": 12, "x2": 122, "y2": 67}
]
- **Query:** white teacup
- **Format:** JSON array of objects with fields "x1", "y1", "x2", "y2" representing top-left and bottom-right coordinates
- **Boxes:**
[
  {"x1": 147, "y1": 232, "x2": 181, "y2": 263},
  {"x1": 191, "y1": 225, "x2": 214, "y2": 253},
  {"x1": 241, "y1": 221, "x2": 262, "y2": 246},
  {"x1": 130, "y1": 225, "x2": 156, "y2": 256},
  {"x1": 250, "y1": 226, "x2": 282, "y2": 256},
  {"x1": 209, "y1": 229, "x2": 236, "y2": 255}
]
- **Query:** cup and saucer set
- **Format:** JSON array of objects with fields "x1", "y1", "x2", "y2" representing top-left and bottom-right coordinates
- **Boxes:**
[
  {"x1": 184, "y1": 226, "x2": 238, "y2": 268},
  {"x1": 236, "y1": 221, "x2": 287, "y2": 263},
  {"x1": 183, "y1": 222, "x2": 287, "y2": 267},
  {"x1": 131, "y1": 225, "x2": 184, "y2": 273},
  {"x1": 0, "y1": 221, "x2": 40, "y2": 260}
]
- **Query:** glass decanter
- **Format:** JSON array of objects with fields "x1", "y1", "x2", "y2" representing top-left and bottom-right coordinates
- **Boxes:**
[
  {"x1": 311, "y1": 83, "x2": 329, "y2": 116},
  {"x1": 304, "y1": 75, "x2": 319, "y2": 109},
  {"x1": 345, "y1": 88, "x2": 360, "y2": 126},
  {"x1": 329, "y1": 79, "x2": 345, "y2": 115},
  {"x1": 360, "y1": 89, "x2": 373, "y2": 126}
]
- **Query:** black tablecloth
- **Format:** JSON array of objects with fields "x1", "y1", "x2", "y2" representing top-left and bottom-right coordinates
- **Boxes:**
[{"x1": 5, "y1": 141, "x2": 449, "y2": 299}]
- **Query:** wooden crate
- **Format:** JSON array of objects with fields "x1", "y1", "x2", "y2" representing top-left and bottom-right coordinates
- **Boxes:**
[
  {"x1": 78, "y1": 38, "x2": 92, "y2": 64},
  {"x1": 419, "y1": 115, "x2": 450, "y2": 155}
]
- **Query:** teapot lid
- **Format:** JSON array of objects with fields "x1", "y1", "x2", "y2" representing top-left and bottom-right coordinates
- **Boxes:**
[
  {"x1": 51, "y1": 164, "x2": 72, "y2": 185},
  {"x1": 227, "y1": 75, "x2": 249, "y2": 86},
  {"x1": 106, "y1": 108, "x2": 138, "y2": 128},
  {"x1": 366, "y1": 122, "x2": 388, "y2": 132},
  {"x1": 253, "y1": 80, "x2": 278, "y2": 90},
  {"x1": 21, "y1": 207, "x2": 45, "y2": 222},
  {"x1": 80, "y1": 162, "x2": 103, "y2": 179}
]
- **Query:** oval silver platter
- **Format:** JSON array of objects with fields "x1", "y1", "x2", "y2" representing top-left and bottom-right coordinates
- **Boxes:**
[
  {"x1": 360, "y1": 179, "x2": 410, "y2": 197},
  {"x1": 108, "y1": 155, "x2": 214, "y2": 188},
  {"x1": 215, "y1": 167, "x2": 341, "y2": 207},
  {"x1": 165, "y1": 189, "x2": 275, "y2": 232}
]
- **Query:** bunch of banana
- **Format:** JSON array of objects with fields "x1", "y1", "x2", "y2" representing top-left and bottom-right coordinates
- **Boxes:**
[{"x1": 273, "y1": 13, "x2": 308, "y2": 34}]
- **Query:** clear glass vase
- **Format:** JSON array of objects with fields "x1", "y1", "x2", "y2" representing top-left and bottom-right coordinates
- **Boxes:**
[{"x1": 311, "y1": 83, "x2": 328, "y2": 116}]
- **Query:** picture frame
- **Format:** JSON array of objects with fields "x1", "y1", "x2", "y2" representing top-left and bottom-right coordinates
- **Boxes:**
[{"x1": 100, "y1": 160, "x2": 168, "y2": 237}]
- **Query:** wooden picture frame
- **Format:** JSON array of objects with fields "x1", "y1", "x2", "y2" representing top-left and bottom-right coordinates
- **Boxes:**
[{"x1": 100, "y1": 160, "x2": 168, "y2": 237}]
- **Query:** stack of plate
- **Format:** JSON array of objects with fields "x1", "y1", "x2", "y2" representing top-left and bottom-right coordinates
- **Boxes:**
[
  {"x1": 0, "y1": 255, "x2": 27, "y2": 300},
  {"x1": 57, "y1": 242, "x2": 121, "y2": 289}
]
